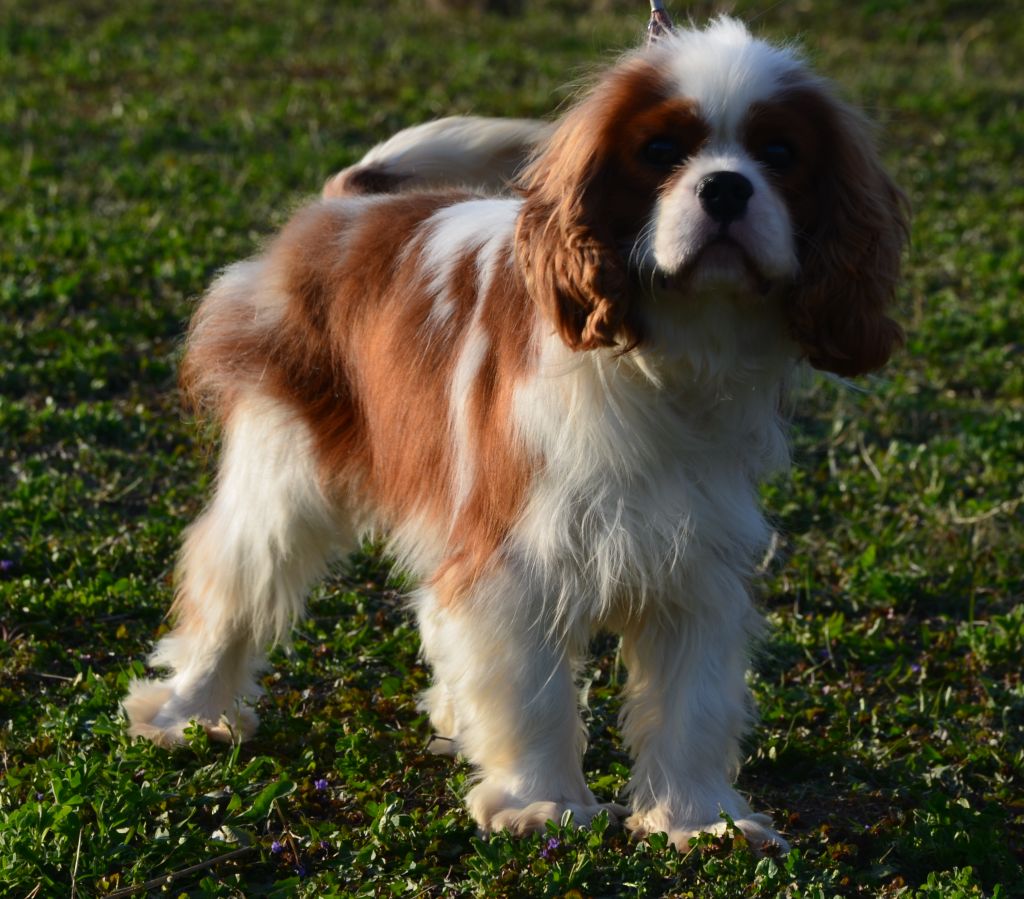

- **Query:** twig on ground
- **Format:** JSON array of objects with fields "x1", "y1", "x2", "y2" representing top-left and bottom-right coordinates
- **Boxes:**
[
  {"x1": 103, "y1": 847, "x2": 255, "y2": 898},
  {"x1": 949, "y1": 496, "x2": 1022, "y2": 525},
  {"x1": 25, "y1": 671, "x2": 76, "y2": 683},
  {"x1": 71, "y1": 828, "x2": 83, "y2": 899},
  {"x1": 857, "y1": 432, "x2": 884, "y2": 483},
  {"x1": 275, "y1": 800, "x2": 305, "y2": 875}
]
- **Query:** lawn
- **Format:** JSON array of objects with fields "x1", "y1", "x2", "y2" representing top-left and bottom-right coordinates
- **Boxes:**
[{"x1": 1, "y1": 0, "x2": 1022, "y2": 896}]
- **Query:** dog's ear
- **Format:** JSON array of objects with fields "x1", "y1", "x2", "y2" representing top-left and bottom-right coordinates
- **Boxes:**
[
  {"x1": 514, "y1": 93, "x2": 642, "y2": 352},
  {"x1": 788, "y1": 92, "x2": 910, "y2": 377}
]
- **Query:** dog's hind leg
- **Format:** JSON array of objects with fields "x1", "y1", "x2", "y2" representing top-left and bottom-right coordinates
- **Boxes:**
[{"x1": 123, "y1": 392, "x2": 343, "y2": 746}]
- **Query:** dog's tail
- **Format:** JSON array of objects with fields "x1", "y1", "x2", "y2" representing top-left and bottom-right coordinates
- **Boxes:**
[{"x1": 323, "y1": 115, "x2": 553, "y2": 198}]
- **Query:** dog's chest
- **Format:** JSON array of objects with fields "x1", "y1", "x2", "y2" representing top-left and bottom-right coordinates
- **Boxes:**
[{"x1": 511, "y1": 359, "x2": 788, "y2": 610}]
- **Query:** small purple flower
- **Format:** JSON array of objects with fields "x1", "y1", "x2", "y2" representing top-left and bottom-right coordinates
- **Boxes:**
[
  {"x1": 910, "y1": 663, "x2": 922, "y2": 674},
  {"x1": 540, "y1": 836, "x2": 561, "y2": 859},
  {"x1": 270, "y1": 840, "x2": 283, "y2": 854},
  {"x1": 0, "y1": 560, "x2": 14, "y2": 575},
  {"x1": 36, "y1": 792, "x2": 44, "y2": 802},
  {"x1": 319, "y1": 840, "x2": 330, "y2": 852},
  {"x1": 295, "y1": 863, "x2": 308, "y2": 878},
  {"x1": 314, "y1": 777, "x2": 329, "y2": 792}
]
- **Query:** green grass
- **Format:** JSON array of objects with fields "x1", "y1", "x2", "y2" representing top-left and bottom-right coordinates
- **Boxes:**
[{"x1": 2, "y1": 0, "x2": 1022, "y2": 895}]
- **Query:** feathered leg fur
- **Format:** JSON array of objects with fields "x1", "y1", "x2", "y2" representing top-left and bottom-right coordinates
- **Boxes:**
[{"x1": 124, "y1": 393, "x2": 343, "y2": 745}]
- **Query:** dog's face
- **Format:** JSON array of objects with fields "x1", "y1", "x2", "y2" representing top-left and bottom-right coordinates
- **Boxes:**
[{"x1": 516, "y1": 18, "x2": 908, "y2": 376}]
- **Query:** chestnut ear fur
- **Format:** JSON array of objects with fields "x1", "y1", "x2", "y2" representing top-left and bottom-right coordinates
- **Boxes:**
[
  {"x1": 514, "y1": 80, "x2": 643, "y2": 353},
  {"x1": 789, "y1": 90, "x2": 910, "y2": 377},
  {"x1": 514, "y1": 64, "x2": 908, "y2": 374}
]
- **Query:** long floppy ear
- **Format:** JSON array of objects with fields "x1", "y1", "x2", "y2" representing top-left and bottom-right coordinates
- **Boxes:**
[
  {"x1": 514, "y1": 87, "x2": 643, "y2": 352},
  {"x1": 788, "y1": 90, "x2": 910, "y2": 377}
]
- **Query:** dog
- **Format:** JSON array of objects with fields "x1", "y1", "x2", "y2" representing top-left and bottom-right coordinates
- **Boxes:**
[{"x1": 124, "y1": 17, "x2": 907, "y2": 852}]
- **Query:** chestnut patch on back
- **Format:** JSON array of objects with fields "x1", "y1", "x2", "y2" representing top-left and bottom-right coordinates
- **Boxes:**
[{"x1": 183, "y1": 193, "x2": 540, "y2": 603}]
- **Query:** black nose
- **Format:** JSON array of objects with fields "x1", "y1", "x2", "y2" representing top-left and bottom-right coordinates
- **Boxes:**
[{"x1": 696, "y1": 171, "x2": 754, "y2": 224}]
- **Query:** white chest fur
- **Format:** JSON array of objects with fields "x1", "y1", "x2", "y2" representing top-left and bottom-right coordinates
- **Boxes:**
[{"x1": 511, "y1": 297, "x2": 794, "y2": 631}]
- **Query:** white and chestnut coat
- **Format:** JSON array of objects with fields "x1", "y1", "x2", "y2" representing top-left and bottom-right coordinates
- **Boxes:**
[{"x1": 125, "y1": 18, "x2": 906, "y2": 850}]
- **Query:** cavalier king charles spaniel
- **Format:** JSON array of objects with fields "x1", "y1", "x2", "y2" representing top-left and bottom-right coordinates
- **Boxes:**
[{"x1": 125, "y1": 17, "x2": 907, "y2": 852}]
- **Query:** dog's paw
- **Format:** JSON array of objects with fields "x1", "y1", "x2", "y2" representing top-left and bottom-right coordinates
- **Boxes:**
[
  {"x1": 467, "y1": 781, "x2": 627, "y2": 836},
  {"x1": 627, "y1": 810, "x2": 789, "y2": 855},
  {"x1": 202, "y1": 706, "x2": 259, "y2": 744},
  {"x1": 123, "y1": 679, "x2": 187, "y2": 746},
  {"x1": 123, "y1": 678, "x2": 258, "y2": 747},
  {"x1": 487, "y1": 800, "x2": 629, "y2": 836}
]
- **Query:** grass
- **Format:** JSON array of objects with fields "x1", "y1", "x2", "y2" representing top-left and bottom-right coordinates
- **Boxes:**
[{"x1": 1, "y1": 0, "x2": 1022, "y2": 895}]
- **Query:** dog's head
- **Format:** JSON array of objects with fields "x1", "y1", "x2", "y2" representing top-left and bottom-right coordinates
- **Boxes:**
[{"x1": 515, "y1": 17, "x2": 908, "y2": 376}]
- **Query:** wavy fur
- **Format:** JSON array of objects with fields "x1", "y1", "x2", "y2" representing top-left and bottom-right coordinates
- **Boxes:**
[{"x1": 125, "y1": 17, "x2": 906, "y2": 853}]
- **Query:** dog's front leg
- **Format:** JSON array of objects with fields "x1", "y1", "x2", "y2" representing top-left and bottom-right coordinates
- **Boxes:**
[
  {"x1": 414, "y1": 579, "x2": 625, "y2": 836},
  {"x1": 619, "y1": 575, "x2": 788, "y2": 853}
]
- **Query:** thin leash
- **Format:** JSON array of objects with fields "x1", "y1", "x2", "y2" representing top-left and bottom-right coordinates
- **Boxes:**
[{"x1": 647, "y1": 0, "x2": 675, "y2": 44}]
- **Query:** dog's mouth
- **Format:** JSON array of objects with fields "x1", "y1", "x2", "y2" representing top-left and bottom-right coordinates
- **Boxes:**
[{"x1": 657, "y1": 234, "x2": 776, "y2": 297}]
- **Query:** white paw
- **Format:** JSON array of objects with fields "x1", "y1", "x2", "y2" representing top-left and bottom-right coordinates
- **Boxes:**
[
  {"x1": 488, "y1": 800, "x2": 629, "y2": 836},
  {"x1": 123, "y1": 678, "x2": 258, "y2": 747},
  {"x1": 202, "y1": 706, "x2": 259, "y2": 744},
  {"x1": 468, "y1": 781, "x2": 627, "y2": 836},
  {"x1": 426, "y1": 735, "x2": 459, "y2": 757},
  {"x1": 627, "y1": 810, "x2": 789, "y2": 855}
]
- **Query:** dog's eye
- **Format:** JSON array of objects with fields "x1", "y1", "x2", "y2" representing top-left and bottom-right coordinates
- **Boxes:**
[
  {"x1": 642, "y1": 137, "x2": 685, "y2": 168},
  {"x1": 757, "y1": 141, "x2": 796, "y2": 172}
]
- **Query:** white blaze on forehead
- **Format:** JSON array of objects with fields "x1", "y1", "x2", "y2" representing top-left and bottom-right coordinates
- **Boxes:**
[
  {"x1": 627, "y1": 18, "x2": 808, "y2": 282},
  {"x1": 652, "y1": 17, "x2": 806, "y2": 138}
]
